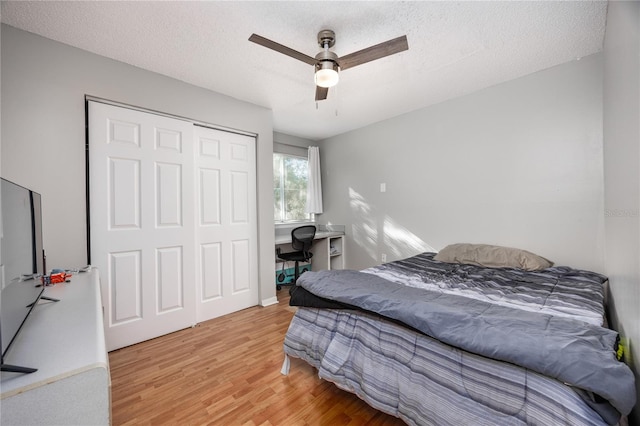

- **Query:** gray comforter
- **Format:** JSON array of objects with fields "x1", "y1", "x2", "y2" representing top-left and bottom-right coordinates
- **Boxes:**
[
  {"x1": 367, "y1": 252, "x2": 607, "y2": 326},
  {"x1": 296, "y1": 268, "x2": 636, "y2": 418}
]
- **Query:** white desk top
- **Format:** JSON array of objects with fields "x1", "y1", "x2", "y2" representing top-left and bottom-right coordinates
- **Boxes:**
[
  {"x1": 1, "y1": 269, "x2": 108, "y2": 397},
  {"x1": 275, "y1": 230, "x2": 344, "y2": 245}
]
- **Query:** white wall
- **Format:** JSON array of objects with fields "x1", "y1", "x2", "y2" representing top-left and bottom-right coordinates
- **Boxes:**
[
  {"x1": 0, "y1": 25, "x2": 277, "y2": 303},
  {"x1": 603, "y1": 1, "x2": 640, "y2": 424},
  {"x1": 320, "y1": 53, "x2": 604, "y2": 273}
]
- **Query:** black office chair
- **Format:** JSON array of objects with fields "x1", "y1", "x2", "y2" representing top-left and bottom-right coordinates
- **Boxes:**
[{"x1": 276, "y1": 225, "x2": 316, "y2": 290}]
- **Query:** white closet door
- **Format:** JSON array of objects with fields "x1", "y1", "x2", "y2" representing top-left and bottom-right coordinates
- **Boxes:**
[
  {"x1": 194, "y1": 126, "x2": 258, "y2": 322},
  {"x1": 89, "y1": 102, "x2": 196, "y2": 351}
]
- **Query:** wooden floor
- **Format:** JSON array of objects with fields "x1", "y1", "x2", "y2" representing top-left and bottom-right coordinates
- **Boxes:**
[{"x1": 109, "y1": 289, "x2": 406, "y2": 425}]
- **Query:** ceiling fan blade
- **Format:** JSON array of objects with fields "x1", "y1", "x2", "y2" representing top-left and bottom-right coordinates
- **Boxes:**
[
  {"x1": 315, "y1": 86, "x2": 329, "y2": 101},
  {"x1": 249, "y1": 34, "x2": 317, "y2": 66},
  {"x1": 338, "y1": 35, "x2": 408, "y2": 71}
]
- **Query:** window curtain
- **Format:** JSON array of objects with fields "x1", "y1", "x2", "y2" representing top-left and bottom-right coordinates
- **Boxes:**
[{"x1": 306, "y1": 146, "x2": 323, "y2": 214}]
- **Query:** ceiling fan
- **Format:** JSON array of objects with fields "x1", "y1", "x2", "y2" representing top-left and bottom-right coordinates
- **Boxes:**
[{"x1": 249, "y1": 30, "x2": 409, "y2": 101}]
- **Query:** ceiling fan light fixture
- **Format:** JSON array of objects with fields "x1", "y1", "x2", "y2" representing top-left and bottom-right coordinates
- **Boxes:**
[
  {"x1": 249, "y1": 30, "x2": 408, "y2": 101},
  {"x1": 315, "y1": 61, "x2": 339, "y2": 88}
]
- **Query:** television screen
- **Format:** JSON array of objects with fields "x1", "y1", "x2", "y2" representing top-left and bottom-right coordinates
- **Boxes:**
[{"x1": 0, "y1": 178, "x2": 45, "y2": 367}]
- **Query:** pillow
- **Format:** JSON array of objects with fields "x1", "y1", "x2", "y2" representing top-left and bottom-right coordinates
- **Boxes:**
[{"x1": 433, "y1": 243, "x2": 553, "y2": 271}]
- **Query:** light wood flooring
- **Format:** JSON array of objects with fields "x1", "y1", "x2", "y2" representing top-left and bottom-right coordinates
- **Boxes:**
[{"x1": 109, "y1": 289, "x2": 406, "y2": 425}]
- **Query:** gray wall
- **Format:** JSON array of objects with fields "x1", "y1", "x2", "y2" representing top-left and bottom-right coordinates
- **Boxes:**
[
  {"x1": 0, "y1": 25, "x2": 277, "y2": 304},
  {"x1": 273, "y1": 131, "x2": 314, "y2": 155},
  {"x1": 603, "y1": 1, "x2": 640, "y2": 424},
  {"x1": 320, "y1": 53, "x2": 604, "y2": 273}
]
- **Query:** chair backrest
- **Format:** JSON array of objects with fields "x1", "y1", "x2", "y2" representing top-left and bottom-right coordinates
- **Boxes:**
[{"x1": 291, "y1": 225, "x2": 316, "y2": 253}]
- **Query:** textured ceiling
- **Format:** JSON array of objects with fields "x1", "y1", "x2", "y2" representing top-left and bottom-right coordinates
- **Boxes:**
[{"x1": 1, "y1": 1, "x2": 607, "y2": 140}]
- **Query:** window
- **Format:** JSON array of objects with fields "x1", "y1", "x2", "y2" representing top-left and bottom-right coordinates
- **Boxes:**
[{"x1": 273, "y1": 153, "x2": 311, "y2": 222}]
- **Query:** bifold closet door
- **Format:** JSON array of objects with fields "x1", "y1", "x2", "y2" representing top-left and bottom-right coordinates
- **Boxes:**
[{"x1": 89, "y1": 101, "x2": 197, "y2": 351}]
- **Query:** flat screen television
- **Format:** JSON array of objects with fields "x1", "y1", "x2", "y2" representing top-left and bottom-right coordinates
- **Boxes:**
[{"x1": 0, "y1": 178, "x2": 46, "y2": 373}]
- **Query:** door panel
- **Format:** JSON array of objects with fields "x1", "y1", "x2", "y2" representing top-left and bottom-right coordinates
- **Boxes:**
[
  {"x1": 230, "y1": 171, "x2": 250, "y2": 223},
  {"x1": 90, "y1": 101, "x2": 196, "y2": 351},
  {"x1": 109, "y1": 158, "x2": 141, "y2": 229},
  {"x1": 232, "y1": 239, "x2": 251, "y2": 292},
  {"x1": 200, "y1": 243, "x2": 222, "y2": 300},
  {"x1": 90, "y1": 102, "x2": 259, "y2": 350},
  {"x1": 110, "y1": 250, "x2": 142, "y2": 324},
  {"x1": 199, "y1": 169, "x2": 221, "y2": 225},
  {"x1": 194, "y1": 126, "x2": 258, "y2": 322},
  {"x1": 156, "y1": 246, "x2": 184, "y2": 312},
  {"x1": 156, "y1": 162, "x2": 182, "y2": 227}
]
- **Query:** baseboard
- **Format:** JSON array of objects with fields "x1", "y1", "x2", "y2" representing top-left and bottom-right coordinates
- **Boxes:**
[{"x1": 261, "y1": 296, "x2": 278, "y2": 306}]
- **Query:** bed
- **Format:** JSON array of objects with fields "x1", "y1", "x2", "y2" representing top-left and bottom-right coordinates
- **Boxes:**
[{"x1": 281, "y1": 245, "x2": 636, "y2": 426}]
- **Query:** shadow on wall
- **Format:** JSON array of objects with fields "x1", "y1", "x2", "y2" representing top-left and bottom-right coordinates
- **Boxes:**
[
  {"x1": 349, "y1": 187, "x2": 436, "y2": 265},
  {"x1": 348, "y1": 187, "x2": 378, "y2": 263}
]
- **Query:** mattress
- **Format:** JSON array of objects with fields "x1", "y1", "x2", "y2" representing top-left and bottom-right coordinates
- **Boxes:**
[
  {"x1": 284, "y1": 307, "x2": 610, "y2": 425},
  {"x1": 283, "y1": 252, "x2": 631, "y2": 425}
]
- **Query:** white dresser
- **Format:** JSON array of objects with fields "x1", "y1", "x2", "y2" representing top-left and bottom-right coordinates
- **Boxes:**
[{"x1": 0, "y1": 269, "x2": 110, "y2": 425}]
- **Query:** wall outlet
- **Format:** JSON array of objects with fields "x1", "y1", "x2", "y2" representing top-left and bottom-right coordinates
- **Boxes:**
[
  {"x1": 381, "y1": 253, "x2": 387, "y2": 262},
  {"x1": 380, "y1": 183, "x2": 386, "y2": 193}
]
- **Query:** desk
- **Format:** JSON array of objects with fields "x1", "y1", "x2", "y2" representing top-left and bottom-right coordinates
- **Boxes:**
[{"x1": 275, "y1": 229, "x2": 345, "y2": 273}]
